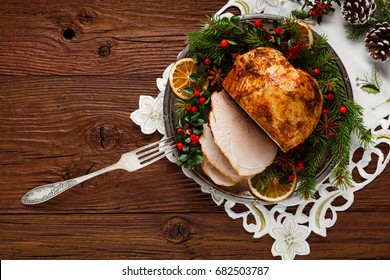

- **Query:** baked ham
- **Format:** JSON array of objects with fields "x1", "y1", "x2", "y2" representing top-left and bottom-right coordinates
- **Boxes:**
[
  {"x1": 222, "y1": 47, "x2": 323, "y2": 152},
  {"x1": 208, "y1": 90, "x2": 278, "y2": 177},
  {"x1": 199, "y1": 123, "x2": 242, "y2": 184}
]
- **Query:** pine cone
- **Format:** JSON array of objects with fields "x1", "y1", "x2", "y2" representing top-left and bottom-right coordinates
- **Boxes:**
[
  {"x1": 341, "y1": 0, "x2": 376, "y2": 25},
  {"x1": 365, "y1": 22, "x2": 390, "y2": 62}
]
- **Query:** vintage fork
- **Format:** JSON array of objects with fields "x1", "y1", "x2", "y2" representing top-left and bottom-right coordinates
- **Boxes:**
[{"x1": 21, "y1": 137, "x2": 176, "y2": 205}]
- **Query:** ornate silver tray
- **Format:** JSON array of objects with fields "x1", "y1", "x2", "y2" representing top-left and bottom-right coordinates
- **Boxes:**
[{"x1": 163, "y1": 14, "x2": 353, "y2": 205}]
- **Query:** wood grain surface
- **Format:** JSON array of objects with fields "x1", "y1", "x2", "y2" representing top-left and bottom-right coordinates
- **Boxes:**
[{"x1": 0, "y1": 0, "x2": 389, "y2": 260}]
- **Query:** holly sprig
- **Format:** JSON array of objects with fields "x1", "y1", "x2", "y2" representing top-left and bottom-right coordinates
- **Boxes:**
[
  {"x1": 356, "y1": 66, "x2": 383, "y2": 94},
  {"x1": 175, "y1": 87, "x2": 212, "y2": 168},
  {"x1": 175, "y1": 15, "x2": 372, "y2": 198},
  {"x1": 291, "y1": 0, "x2": 340, "y2": 24}
]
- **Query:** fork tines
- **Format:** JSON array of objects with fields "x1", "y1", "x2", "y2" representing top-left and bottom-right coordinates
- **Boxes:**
[{"x1": 136, "y1": 136, "x2": 176, "y2": 165}]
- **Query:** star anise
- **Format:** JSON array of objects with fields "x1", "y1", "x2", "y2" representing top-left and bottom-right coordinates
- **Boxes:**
[
  {"x1": 315, "y1": 114, "x2": 340, "y2": 136},
  {"x1": 273, "y1": 152, "x2": 296, "y2": 172},
  {"x1": 207, "y1": 66, "x2": 226, "y2": 87}
]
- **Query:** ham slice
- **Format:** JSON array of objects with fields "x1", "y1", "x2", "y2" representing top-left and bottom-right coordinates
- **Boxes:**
[
  {"x1": 209, "y1": 90, "x2": 278, "y2": 177},
  {"x1": 201, "y1": 155, "x2": 236, "y2": 187},
  {"x1": 199, "y1": 123, "x2": 241, "y2": 184}
]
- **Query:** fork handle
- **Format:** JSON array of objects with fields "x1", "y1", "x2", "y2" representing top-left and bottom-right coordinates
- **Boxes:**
[{"x1": 21, "y1": 163, "x2": 120, "y2": 205}]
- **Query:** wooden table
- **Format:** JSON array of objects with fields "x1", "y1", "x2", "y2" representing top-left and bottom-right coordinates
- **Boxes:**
[{"x1": 0, "y1": 0, "x2": 389, "y2": 260}]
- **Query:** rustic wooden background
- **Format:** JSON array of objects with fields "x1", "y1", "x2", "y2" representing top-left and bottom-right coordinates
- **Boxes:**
[{"x1": 0, "y1": 0, "x2": 389, "y2": 260}]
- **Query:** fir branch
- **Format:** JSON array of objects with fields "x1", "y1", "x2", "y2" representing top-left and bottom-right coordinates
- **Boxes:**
[
  {"x1": 345, "y1": 24, "x2": 370, "y2": 41},
  {"x1": 297, "y1": 177, "x2": 317, "y2": 198},
  {"x1": 255, "y1": 165, "x2": 278, "y2": 190},
  {"x1": 244, "y1": 28, "x2": 272, "y2": 48},
  {"x1": 187, "y1": 32, "x2": 225, "y2": 64},
  {"x1": 375, "y1": 0, "x2": 390, "y2": 23},
  {"x1": 297, "y1": 132, "x2": 328, "y2": 197},
  {"x1": 295, "y1": 31, "x2": 363, "y2": 196},
  {"x1": 343, "y1": 99, "x2": 373, "y2": 149},
  {"x1": 330, "y1": 165, "x2": 354, "y2": 189},
  {"x1": 331, "y1": 121, "x2": 351, "y2": 168}
]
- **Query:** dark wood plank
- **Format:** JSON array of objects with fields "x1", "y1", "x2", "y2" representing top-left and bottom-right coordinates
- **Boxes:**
[
  {"x1": 0, "y1": 0, "x2": 227, "y2": 75},
  {"x1": 1, "y1": 212, "x2": 389, "y2": 260},
  {"x1": 0, "y1": 75, "x2": 223, "y2": 213}
]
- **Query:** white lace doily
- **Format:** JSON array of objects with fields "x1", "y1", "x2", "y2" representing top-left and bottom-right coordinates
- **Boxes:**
[{"x1": 131, "y1": 1, "x2": 390, "y2": 259}]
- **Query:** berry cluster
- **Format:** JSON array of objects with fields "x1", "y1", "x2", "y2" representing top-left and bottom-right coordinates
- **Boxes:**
[
  {"x1": 175, "y1": 88, "x2": 212, "y2": 168},
  {"x1": 308, "y1": 0, "x2": 337, "y2": 23}
]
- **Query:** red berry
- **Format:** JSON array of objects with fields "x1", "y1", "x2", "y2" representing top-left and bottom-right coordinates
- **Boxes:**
[
  {"x1": 191, "y1": 106, "x2": 198, "y2": 112},
  {"x1": 190, "y1": 134, "x2": 200, "y2": 145},
  {"x1": 186, "y1": 105, "x2": 191, "y2": 111},
  {"x1": 177, "y1": 142, "x2": 183, "y2": 150},
  {"x1": 313, "y1": 68, "x2": 320, "y2": 75},
  {"x1": 220, "y1": 39, "x2": 229, "y2": 48},
  {"x1": 253, "y1": 19, "x2": 263, "y2": 28},
  {"x1": 339, "y1": 105, "x2": 347, "y2": 114},
  {"x1": 328, "y1": 131, "x2": 334, "y2": 137},
  {"x1": 289, "y1": 174, "x2": 296, "y2": 181},
  {"x1": 327, "y1": 93, "x2": 335, "y2": 100},
  {"x1": 297, "y1": 160, "x2": 305, "y2": 170},
  {"x1": 204, "y1": 58, "x2": 211, "y2": 65},
  {"x1": 316, "y1": 3, "x2": 325, "y2": 10},
  {"x1": 275, "y1": 27, "x2": 282, "y2": 35},
  {"x1": 193, "y1": 90, "x2": 200, "y2": 97},
  {"x1": 322, "y1": 109, "x2": 329, "y2": 114},
  {"x1": 199, "y1": 96, "x2": 206, "y2": 104},
  {"x1": 176, "y1": 128, "x2": 183, "y2": 133},
  {"x1": 310, "y1": 9, "x2": 318, "y2": 17}
]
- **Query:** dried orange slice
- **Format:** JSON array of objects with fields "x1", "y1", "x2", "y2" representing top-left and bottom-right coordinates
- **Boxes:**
[
  {"x1": 169, "y1": 58, "x2": 197, "y2": 100},
  {"x1": 296, "y1": 20, "x2": 314, "y2": 47},
  {"x1": 248, "y1": 168, "x2": 297, "y2": 203}
]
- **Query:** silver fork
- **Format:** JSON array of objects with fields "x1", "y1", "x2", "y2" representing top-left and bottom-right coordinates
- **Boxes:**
[{"x1": 21, "y1": 137, "x2": 176, "y2": 205}]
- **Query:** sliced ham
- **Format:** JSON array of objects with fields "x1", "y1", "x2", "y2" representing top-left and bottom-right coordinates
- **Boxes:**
[
  {"x1": 201, "y1": 155, "x2": 236, "y2": 187},
  {"x1": 199, "y1": 123, "x2": 241, "y2": 184},
  {"x1": 209, "y1": 90, "x2": 278, "y2": 177}
]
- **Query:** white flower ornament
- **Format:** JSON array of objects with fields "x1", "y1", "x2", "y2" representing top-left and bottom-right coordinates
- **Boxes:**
[
  {"x1": 130, "y1": 64, "x2": 173, "y2": 134},
  {"x1": 271, "y1": 217, "x2": 310, "y2": 260},
  {"x1": 130, "y1": 64, "x2": 172, "y2": 135},
  {"x1": 130, "y1": 93, "x2": 165, "y2": 135}
]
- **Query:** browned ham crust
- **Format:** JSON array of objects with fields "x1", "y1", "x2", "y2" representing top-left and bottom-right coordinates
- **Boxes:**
[{"x1": 222, "y1": 47, "x2": 323, "y2": 152}]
